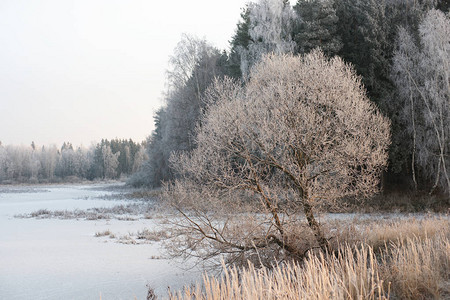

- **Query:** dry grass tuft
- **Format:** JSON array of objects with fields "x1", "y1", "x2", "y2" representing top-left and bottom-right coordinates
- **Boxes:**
[
  {"x1": 16, "y1": 202, "x2": 155, "y2": 220},
  {"x1": 136, "y1": 228, "x2": 169, "y2": 242},
  {"x1": 382, "y1": 235, "x2": 450, "y2": 299},
  {"x1": 169, "y1": 244, "x2": 390, "y2": 300},
  {"x1": 94, "y1": 230, "x2": 115, "y2": 238},
  {"x1": 328, "y1": 215, "x2": 449, "y2": 251},
  {"x1": 168, "y1": 217, "x2": 450, "y2": 300}
]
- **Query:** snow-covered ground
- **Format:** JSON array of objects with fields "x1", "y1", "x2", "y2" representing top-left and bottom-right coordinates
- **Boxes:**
[{"x1": 0, "y1": 184, "x2": 200, "y2": 300}]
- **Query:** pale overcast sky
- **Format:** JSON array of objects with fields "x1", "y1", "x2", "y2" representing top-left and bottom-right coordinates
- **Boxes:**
[{"x1": 0, "y1": 0, "x2": 254, "y2": 147}]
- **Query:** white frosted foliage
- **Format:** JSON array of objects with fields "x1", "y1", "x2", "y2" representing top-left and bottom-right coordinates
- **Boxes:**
[
  {"x1": 392, "y1": 9, "x2": 450, "y2": 195},
  {"x1": 239, "y1": 0, "x2": 297, "y2": 78},
  {"x1": 164, "y1": 51, "x2": 391, "y2": 265}
]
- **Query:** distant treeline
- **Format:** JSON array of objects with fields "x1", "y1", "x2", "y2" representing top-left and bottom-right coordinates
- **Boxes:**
[
  {"x1": 130, "y1": 0, "x2": 449, "y2": 196},
  {"x1": 0, "y1": 139, "x2": 147, "y2": 184}
]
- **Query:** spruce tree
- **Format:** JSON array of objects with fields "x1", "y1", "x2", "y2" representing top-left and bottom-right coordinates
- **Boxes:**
[{"x1": 293, "y1": 0, "x2": 342, "y2": 56}]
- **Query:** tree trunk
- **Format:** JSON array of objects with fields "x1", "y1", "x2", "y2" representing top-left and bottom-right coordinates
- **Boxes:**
[{"x1": 303, "y1": 200, "x2": 329, "y2": 252}]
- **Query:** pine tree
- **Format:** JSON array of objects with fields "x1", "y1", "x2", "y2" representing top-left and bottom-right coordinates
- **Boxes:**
[
  {"x1": 228, "y1": 7, "x2": 252, "y2": 79},
  {"x1": 335, "y1": 0, "x2": 393, "y2": 103},
  {"x1": 293, "y1": 0, "x2": 342, "y2": 56}
]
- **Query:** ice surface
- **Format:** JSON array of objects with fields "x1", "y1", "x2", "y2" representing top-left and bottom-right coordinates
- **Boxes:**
[
  {"x1": 0, "y1": 184, "x2": 124, "y2": 216},
  {"x1": 0, "y1": 184, "x2": 201, "y2": 299}
]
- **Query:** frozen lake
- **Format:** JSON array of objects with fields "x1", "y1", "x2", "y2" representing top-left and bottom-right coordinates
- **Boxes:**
[{"x1": 0, "y1": 183, "x2": 199, "y2": 299}]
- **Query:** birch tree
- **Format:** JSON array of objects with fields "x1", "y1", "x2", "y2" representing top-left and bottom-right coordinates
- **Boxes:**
[
  {"x1": 239, "y1": 0, "x2": 297, "y2": 79},
  {"x1": 392, "y1": 9, "x2": 450, "y2": 195},
  {"x1": 164, "y1": 51, "x2": 391, "y2": 266},
  {"x1": 130, "y1": 35, "x2": 228, "y2": 187}
]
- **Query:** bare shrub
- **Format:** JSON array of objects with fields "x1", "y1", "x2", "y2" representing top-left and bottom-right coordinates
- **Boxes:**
[{"x1": 164, "y1": 50, "x2": 391, "y2": 267}]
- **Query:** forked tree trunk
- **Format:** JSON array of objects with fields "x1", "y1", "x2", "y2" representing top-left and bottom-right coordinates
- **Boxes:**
[{"x1": 303, "y1": 200, "x2": 329, "y2": 252}]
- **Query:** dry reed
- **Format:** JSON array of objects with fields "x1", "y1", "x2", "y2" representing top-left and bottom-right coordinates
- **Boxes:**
[{"x1": 168, "y1": 217, "x2": 450, "y2": 300}]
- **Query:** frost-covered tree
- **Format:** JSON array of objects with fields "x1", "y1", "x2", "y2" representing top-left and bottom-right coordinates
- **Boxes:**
[
  {"x1": 3, "y1": 145, "x2": 30, "y2": 180},
  {"x1": 130, "y1": 35, "x2": 228, "y2": 187},
  {"x1": 392, "y1": 9, "x2": 450, "y2": 195},
  {"x1": 228, "y1": 7, "x2": 252, "y2": 78},
  {"x1": 168, "y1": 34, "x2": 222, "y2": 93},
  {"x1": 0, "y1": 144, "x2": 7, "y2": 181},
  {"x1": 238, "y1": 0, "x2": 297, "y2": 79},
  {"x1": 168, "y1": 35, "x2": 227, "y2": 132},
  {"x1": 108, "y1": 139, "x2": 139, "y2": 176},
  {"x1": 0, "y1": 140, "x2": 138, "y2": 183},
  {"x1": 388, "y1": 0, "x2": 437, "y2": 31},
  {"x1": 377, "y1": 0, "x2": 439, "y2": 181},
  {"x1": 164, "y1": 51, "x2": 391, "y2": 266},
  {"x1": 293, "y1": 0, "x2": 342, "y2": 56},
  {"x1": 332, "y1": 0, "x2": 436, "y2": 185},
  {"x1": 39, "y1": 146, "x2": 57, "y2": 180},
  {"x1": 134, "y1": 109, "x2": 171, "y2": 186},
  {"x1": 121, "y1": 145, "x2": 131, "y2": 174},
  {"x1": 56, "y1": 143, "x2": 77, "y2": 178},
  {"x1": 102, "y1": 145, "x2": 120, "y2": 179},
  {"x1": 132, "y1": 146, "x2": 147, "y2": 173},
  {"x1": 73, "y1": 146, "x2": 91, "y2": 178},
  {"x1": 29, "y1": 143, "x2": 40, "y2": 181}
]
